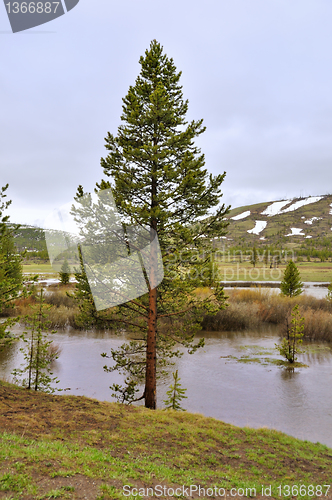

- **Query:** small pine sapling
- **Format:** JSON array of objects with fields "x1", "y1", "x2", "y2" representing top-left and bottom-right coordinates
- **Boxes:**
[
  {"x1": 327, "y1": 282, "x2": 332, "y2": 303},
  {"x1": 275, "y1": 304, "x2": 304, "y2": 363},
  {"x1": 12, "y1": 289, "x2": 60, "y2": 392},
  {"x1": 280, "y1": 260, "x2": 303, "y2": 297},
  {"x1": 59, "y1": 258, "x2": 70, "y2": 285},
  {"x1": 163, "y1": 370, "x2": 187, "y2": 411}
]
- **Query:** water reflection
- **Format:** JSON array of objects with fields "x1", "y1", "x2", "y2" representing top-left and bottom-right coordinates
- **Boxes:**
[
  {"x1": 279, "y1": 367, "x2": 299, "y2": 379},
  {"x1": 224, "y1": 283, "x2": 329, "y2": 300},
  {"x1": 300, "y1": 346, "x2": 332, "y2": 365},
  {"x1": 0, "y1": 338, "x2": 20, "y2": 374},
  {"x1": 0, "y1": 325, "x2": 331, "y2": 448}
]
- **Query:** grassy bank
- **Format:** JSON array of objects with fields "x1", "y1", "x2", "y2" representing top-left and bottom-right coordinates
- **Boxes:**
[
  {"x1": 23, "y1": 263, "x2": 55, "y2": 274},
  {"x1": 0, "y1": 382, "x2": 331, "y2": 500},
  {"x1": 203, "y1": 289, "x2": 332, "y2": 342}
]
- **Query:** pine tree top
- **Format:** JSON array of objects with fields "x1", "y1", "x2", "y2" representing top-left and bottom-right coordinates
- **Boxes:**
[{"x1": 100, "y1": 39, "x2": 229, "y2": 237}]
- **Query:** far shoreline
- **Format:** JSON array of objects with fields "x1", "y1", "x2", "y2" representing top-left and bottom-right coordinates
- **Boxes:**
[{"x1": 219, "y1": 280, "x2": 330, "y2": 288}]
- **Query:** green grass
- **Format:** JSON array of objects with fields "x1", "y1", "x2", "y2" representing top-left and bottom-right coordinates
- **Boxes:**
[
  {"x1": 23, "y1": 263, "x2": 56, "y2": 274},
  {"x1": 225, "y1": 345, "x2": 308, "y2": 367},
  {"x1": 217, "y1": 260, "x2": 332, "y2": 282},
  {"x1": 0, "y1": 382, "x2": 331, "y2": 499},
  {"x1": 293, "y1": 261, "x2": 332, "y2": 281},
  {"x1": 24, "y1": 260, "x2": 332, "y2": 282},
  {"x1": 220, "y1": 345, "x2": 309, "y2": 367}
]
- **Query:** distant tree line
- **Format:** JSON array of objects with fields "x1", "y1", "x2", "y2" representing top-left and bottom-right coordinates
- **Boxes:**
[
  {"x1": 218, "y1": 243, "x2": 332, "y2": 263},
  {"x1": 8, "y1": 226, "x2": 49, "y2": 261}
]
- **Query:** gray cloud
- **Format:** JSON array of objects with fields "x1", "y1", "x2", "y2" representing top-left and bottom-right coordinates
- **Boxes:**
[{"x1": 1, "y1": 0, "x2": 332, "y2": 223}]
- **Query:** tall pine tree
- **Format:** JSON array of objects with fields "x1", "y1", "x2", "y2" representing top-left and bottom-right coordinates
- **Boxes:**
[{"x1": 75, "y1": 40, "x2": 230, "y2": 409}]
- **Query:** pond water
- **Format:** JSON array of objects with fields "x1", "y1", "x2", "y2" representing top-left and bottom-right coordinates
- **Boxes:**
[
  {"x1": 222, "y1": 282, "x2": 330, "y2": 300},
  {"x1": 28, "y1": 274, "x2": 330, "y2": 300},
  {"x1": 1, "y1": 325, "x2": 332, "y2": 448}
]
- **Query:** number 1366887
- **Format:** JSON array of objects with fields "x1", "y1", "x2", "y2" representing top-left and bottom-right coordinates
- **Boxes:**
[
  {"x1": 5, "y1": 2, "x2": 60, "y2": 14},
  {"x1": 277, "y1": 485, "x2": 330, "y2": 497}
]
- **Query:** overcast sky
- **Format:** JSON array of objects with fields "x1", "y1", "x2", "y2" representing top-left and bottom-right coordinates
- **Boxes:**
[{"x1": 1, "y1": 0, "x2": 332, "y2": 226}]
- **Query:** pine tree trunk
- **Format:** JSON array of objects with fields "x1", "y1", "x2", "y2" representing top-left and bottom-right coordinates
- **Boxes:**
[
  {"x1": 34, "y1": 331, "x2": 41, "y2": 391},
  {"x1": 27, "y1": 326, "x2": 34, "y2": 390},
  {"x1": 145, "y1": 285, "x2": 157, "y2": 408},
  {"x1": 145, "y1": 153, "x2": 158, "y2": 409}
]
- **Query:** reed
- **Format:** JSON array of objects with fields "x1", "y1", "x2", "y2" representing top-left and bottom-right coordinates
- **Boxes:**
[
  {"x1": 44, "y1": 290, "x2": 76, "y2": 309},
  {"x1": 300, "y1": 308, "x2": 332, "y2": 342},
  {"x1": 2, "y1": 289, "x2": 79, "y2": 329},
  {"x1": 3, "y1": 286, "x2": 332, "y2": 342},
  {"x1": 203, "y1": 288, "x2": 332, "y2": 342},
  {"x1": 45, "y1": 305, "x2": 78, "y2": 329},
  {"x1": 202, "y1": 302, "x2": 261, "y2": 331}
]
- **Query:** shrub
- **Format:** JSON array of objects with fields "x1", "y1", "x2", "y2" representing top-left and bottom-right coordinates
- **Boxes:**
[
  {"x1": 202, "y1": 288, "x2": 332, "y2": 342},
  {"x1": 202, "y1": 301, "x2": 261, "y2": 331},
  {"x1": 2, "y1": 289, "x2": 78, "y2": 329},
  {"x1": 46, "y1": 305, "x2": 77, "y2": 329},
  {"x1": 301, "y1": 308, "x2": 332, "y2": 342},
  {"x1": 44, "y1": 290, "x2": 76, "y2": 309}
]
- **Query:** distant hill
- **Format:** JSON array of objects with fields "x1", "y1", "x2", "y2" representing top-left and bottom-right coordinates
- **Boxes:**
[
  {"x1": 9, "y1": 224, "x2": 48, "y2": 260},
  {"x1": 11, "y1": 225, "x2": 47, "y2": 252},
  {"x1": 10, "y1": 195, "x2": 332, "y2": 255},
  {"x1": 224, "y1": 195, "x2": 332, "y2": 246}
]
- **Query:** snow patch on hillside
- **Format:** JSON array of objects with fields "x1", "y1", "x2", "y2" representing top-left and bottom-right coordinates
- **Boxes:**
[
  {"x1": 286, "y1": 228, "x2": 305, "y2": 236},
  {"x1": 261, "y1": 196, "x2": 323, "y2": 216},
  {"x1": 261, "y1": 200, "x2": 292, "y2": 216},
  {"x1": 304, "y1": 217, "x2": 322, "y2": 225},
  {"x1": 330, "y1": 203, "x2": 332, "y2": 215},
  {"x1": 247, "y1": 221, "x2": 267, "y2": 235},
  {"x1": 231, "y1": 210, "x2": 250, "y2": 220},
  {"x1": 280, "y1": 196, "x2": 323, "y2": 214}
]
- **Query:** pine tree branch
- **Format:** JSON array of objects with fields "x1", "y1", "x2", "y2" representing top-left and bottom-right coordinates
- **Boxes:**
[
  {"x1": 158, "y1": 305, "x2": 194, "y2": 318},
  {"x1": 107, "y1": 317, "x2": 146, "y2": 331}
]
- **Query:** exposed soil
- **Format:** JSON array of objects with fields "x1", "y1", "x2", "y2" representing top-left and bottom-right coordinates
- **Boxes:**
[{"x1": 0, "y1": 383, "x2": 331, "y2": 500}]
